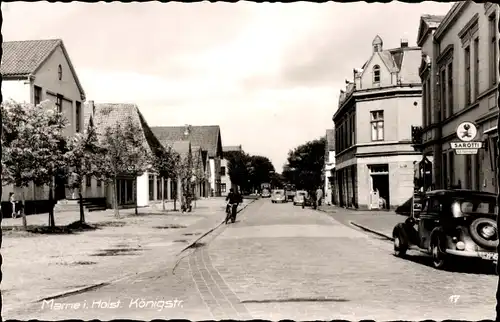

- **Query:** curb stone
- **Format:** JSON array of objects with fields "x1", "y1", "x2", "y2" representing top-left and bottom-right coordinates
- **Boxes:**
[
  {"x1": 177, "y1": 198, "x2": 257, "y2": 255},
  {"x1": 18, "y1": 198, "x2": 258, "y2": 309},
  {"x1": 349, "y1": 221, "x2": 394, "y2": 241}
]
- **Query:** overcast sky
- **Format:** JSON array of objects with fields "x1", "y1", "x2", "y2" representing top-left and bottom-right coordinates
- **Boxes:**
[{"x1": 2, "y1": 1, "x2": 454, "y2": 172}]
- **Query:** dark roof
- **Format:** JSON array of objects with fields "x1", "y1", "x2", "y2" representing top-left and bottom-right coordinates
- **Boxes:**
[
  {"x1": 1, "y1": 39, "x2": 85, "y2": 99},
  {"x1": 151, "y1": 125, "x2": 222, "y2": 158},
  {"x1": 90, "y1": 103, "x2": 164, "y2": 156},
  {"x1": 421, "y1": 14, "x2": 446, "y2": 27}
]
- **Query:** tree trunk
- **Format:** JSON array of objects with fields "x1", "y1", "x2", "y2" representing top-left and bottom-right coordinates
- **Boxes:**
[
  {"x1": 113, "y1": 176, "x2": 120, "y2": 219},
  {"x1": 48, "y1": 184, "x2": 55, "y2": 228},
  {"x1": 134, "y1": 177, "x2": 138, "y2": 216},
  {"x1": 162, "y1": 177, "x2": 166, "y2": 211},
  {"x1": 21, "y1": 188, "x2": 27, "y2": 230},
  {"x1": 79, "y1": 191, "x2": 85, "y2": 224}
]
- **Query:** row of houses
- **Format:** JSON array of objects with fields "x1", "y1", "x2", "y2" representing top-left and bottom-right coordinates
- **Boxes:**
[
  {"x1": 1, "y1": 39, "x2": 241, "y2": 211},
  {"x1": 323, "y1": 1, "x2": 499, "y2": 210}
]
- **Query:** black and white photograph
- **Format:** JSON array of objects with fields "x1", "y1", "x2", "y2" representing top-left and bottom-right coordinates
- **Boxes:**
[{"x1": 0, "y1": 1, "x2": 500, "y2": 320}]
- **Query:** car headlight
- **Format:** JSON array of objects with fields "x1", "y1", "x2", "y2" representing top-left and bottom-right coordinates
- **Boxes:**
[{"x1": 451, "y1": 202, "x2": 462, "y2": 218}]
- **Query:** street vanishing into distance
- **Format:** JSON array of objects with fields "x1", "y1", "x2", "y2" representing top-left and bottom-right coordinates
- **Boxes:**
[{"x1": 5, "y1": 198, "x2": 496, "y2": 321}]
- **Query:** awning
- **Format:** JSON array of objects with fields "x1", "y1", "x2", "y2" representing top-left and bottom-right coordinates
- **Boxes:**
[{"x1": 484, "y1": 126, "x2": 498, "y2": 135}]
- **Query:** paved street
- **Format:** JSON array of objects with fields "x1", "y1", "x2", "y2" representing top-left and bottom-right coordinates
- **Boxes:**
[{"x1": 7, "y1": 199, "x2": 497, "y2": 320}]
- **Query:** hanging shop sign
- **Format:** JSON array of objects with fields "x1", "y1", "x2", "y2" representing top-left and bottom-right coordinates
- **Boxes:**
[{"x1": 450, "y1": 121, "x2": 484, "y2": 155}]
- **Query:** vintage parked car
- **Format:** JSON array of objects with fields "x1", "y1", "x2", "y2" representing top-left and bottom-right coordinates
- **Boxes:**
[
  {"x1": 261, "y1": 189, "x2": 271, "y2": 198},
  {"x1": 271, "y1": 189, "x2": 287, "y2": 203},
  {"x1": 293, "y1": 190, "x2": 308, "y2": 206},
  {"x1": 392, "y1": 189, "x2": 498, "y2": 270}
]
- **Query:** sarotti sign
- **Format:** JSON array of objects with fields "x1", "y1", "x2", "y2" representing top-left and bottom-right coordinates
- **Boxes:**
[{"x1": 450, "y1": 122, "x2": 484, "y2": 155}]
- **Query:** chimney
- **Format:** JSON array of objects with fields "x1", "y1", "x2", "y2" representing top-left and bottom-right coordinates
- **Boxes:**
[{"x1": 401, "y1": 39, "x2": 409, "y2": 48}]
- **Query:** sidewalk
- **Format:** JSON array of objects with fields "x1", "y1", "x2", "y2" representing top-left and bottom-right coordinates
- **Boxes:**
[
  {"x1": 1, "y1": 197, "x2": 253, "y2": 317},
  {"x1": 318, "y1": 204, "x2": 408, "y2": 240}
]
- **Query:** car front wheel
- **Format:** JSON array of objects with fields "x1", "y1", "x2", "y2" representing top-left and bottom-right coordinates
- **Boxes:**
[
  {"x1": 393, "y1": 233, "x2": 407, "y2": 258},
  {"x1": 431, "y1": 238, "x2": 447, "y2": 269}
]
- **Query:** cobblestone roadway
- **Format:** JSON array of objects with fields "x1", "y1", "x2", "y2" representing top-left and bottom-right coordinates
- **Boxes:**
[
  {"x1": 206, "y1": 200, "x2": 497, "y2": 321},
  {"x1": 8, "y1": 199, "x2": 497, "y2": 320}
]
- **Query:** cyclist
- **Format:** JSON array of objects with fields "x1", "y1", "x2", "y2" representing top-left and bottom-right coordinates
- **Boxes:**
[{"x1": 225, "y1": 188, "x2": 242, "y2": 224}]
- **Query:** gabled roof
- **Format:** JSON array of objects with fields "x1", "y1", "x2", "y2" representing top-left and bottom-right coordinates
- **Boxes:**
[
  {"x1": 417, "y1": 14, "x2": 445, "y2": 46},
  {"x1": 165, "y1": 140, "x2": 191, "y2": 161},
  {"x1": 1, "y1": 39, "x2": 86, "y2": 100},
  {"x1": 89, "y1": 103, "x2": 164, "y2": 156},
  {"x1": 151, "y1": 125, "x2": 223, "y2": 158}
]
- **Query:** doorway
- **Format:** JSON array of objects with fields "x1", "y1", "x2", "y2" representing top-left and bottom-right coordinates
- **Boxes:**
[{"x1": 369, "y1": 164, "x2": 390, "y2": 209}]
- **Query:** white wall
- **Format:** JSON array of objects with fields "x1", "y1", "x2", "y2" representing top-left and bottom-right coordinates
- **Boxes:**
[
  {"x1": 136, "y1": 172, "x2": 149, "y2": 207},
  {"x1": 209, "y1": 158, "x2": 215, "y2": 192},
  {"x1": 2, "y1": 80, "x2": 31, "y2": 103}
]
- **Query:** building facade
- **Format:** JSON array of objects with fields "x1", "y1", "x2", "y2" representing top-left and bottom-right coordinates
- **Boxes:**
[
  {"x1": 84, "y1": 102, "x2": 167, "y2": 209},
  {"x1": 221, "y1": 145, "x2": 243, "y2": 196},
  {"x1": 151, "y1": 125, "x2": 223, "y2": 197},
  {"x1": 416, "y1": 2, "x2": 499, "y2": 193},
  {"x1": 324, "y1": 130, "x2": 336, "y2": 205},
  {"x1": 333, "y1": 36, "x2": 423, "y2": 210},
  {"x1": 1, "y1": 39, "x2": 86, "y2": 203}
]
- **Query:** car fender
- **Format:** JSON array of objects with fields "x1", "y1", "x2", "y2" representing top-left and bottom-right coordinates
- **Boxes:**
[
  {"x1": 393, "y1": 223, "x2": 409, "y2": 243},
  {"x1": 430, "y1": 227, "x2": 446, "y2": 250}
]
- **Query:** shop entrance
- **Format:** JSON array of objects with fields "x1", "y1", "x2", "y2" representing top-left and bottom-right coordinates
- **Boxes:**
[{"x1": 369, "y1": 164, "x2": 390, "y2": 209}]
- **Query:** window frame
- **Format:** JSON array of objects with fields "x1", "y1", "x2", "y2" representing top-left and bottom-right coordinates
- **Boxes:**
[
  {"x1": 447, "y1": 62, "x2": 453, "y2": 117},
  {"x1": 464, "y1": 45, "x2": 471, "y2": 105},
  {"x1": 86, "y1": 175, "x2": 92, "y2": 187},
  {"x1": 490, "y1": 13, "x2": 497, "y2": 86},
  {"x1": 440, "y1": 67, "x2": 447, "y2": 120},
  {"x1": 373, "y1": 65, "x2": 381, "y2": 83},
  {"x1": 75, "y1": 101, "x2": 81, "y2": 133},
  {"x1": 56, "y1": 94, "x2": 63, "y2": 113},
  {"x1": 473, "y1": 37, "x2": 479, "y2": 101},
  {"x1": 370, "y1": 110, "x2": 384, "y2": 141},
  {"x1": 34, "y1": 86, "x2": 42, "y2": 106},
  {"x1": 220, "y1": 166, "x2": 226, "y2": 176},
  {"x1": 221, "y1": 183, "x2": 227, "y2": 193},
  {"x1": 58, "y1": 64, "x2": 62, "y2": 80}
]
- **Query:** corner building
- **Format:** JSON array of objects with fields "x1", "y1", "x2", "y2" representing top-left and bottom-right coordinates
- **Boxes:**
[
  {"x1": 416, "y1": 2, "x2": 499, "y2": 193},
  {"x1": 333, "y1": 36, "x2": 423, "y2": 210}
]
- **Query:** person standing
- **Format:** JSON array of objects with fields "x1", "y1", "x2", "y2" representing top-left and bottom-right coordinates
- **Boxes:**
[{"x1": 316, "y1": 187, "x2": 323, "y2": 207}]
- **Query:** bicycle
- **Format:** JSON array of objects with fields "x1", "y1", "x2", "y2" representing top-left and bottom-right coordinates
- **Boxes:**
[{"x1": 225, "y1": 202, "x2": 238, "y2": 224}]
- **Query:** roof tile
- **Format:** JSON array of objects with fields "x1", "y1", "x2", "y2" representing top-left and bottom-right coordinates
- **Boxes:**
[
  {"x1": 90, "y1": 103, "x2": 163, "y2": 155},
  {"x1": 151, "y1": 125, "x2": 222, "y2": 158},
  {"x1": 1, "y1": 39, "x2": 61, "y2": 76}
]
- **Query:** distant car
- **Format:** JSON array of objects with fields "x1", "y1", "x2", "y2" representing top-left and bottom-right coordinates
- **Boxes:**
[
  {"x1": 293, "y1": 191, "x2": 308, "y2": 206},
  {"x1": 286, "y1": 190, "x2": 296, "y2": 201},
  {"x1": 393, "y1": 189, "x2": 498, "y2": 270},
  {"x1": 271, "y1": 189, "x2": 287, "y2": 203},
  {"x1": 261, "y1": 189, "x2": 271, "y2": 198}
]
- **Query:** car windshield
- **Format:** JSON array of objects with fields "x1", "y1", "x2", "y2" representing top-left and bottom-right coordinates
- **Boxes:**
[
  {"x1": 274, "y1": 190, "x2": 284, "y2": 195},
  {"x1": 457, "y1": 197, "x2": 497, "y2": 215}
]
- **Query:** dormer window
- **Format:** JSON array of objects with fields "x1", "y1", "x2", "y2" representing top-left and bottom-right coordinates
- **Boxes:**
[
  {"x1": 373, "y1": 65, "x2": 381, "y2": 83},
  {"x1": 58, "y1": 64, "x2": 62, "y2": 80}
]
